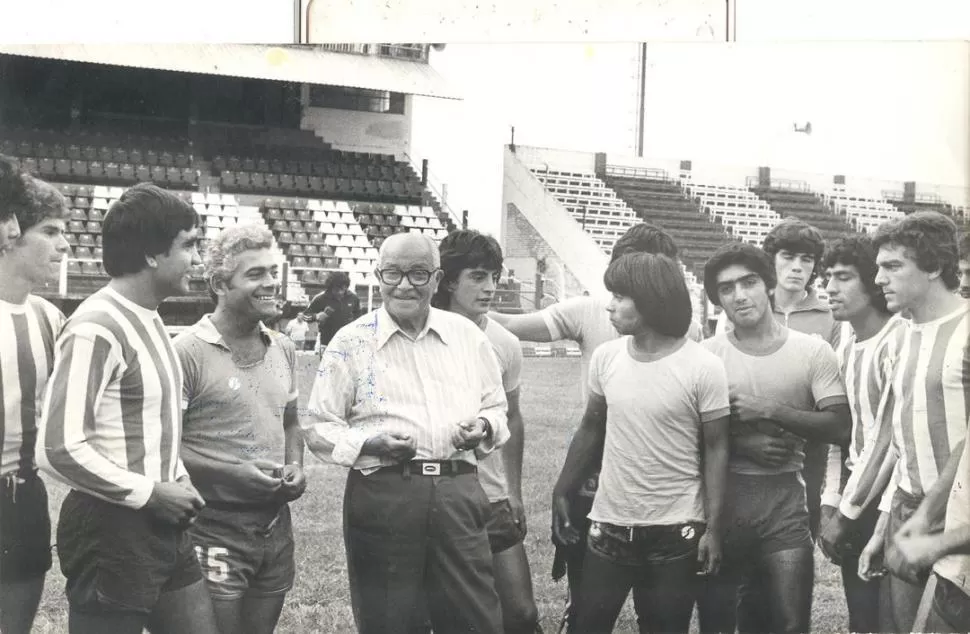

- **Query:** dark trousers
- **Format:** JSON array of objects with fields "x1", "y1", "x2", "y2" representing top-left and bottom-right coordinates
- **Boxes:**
[
  {"x1": 879, "y1": 490, "x2": 927, "y2": 633},
  {"x1": 574, "y1": 522, "x2": 702, "y2": 634},
  {"x1": 837, "y1": 504, "x2": 882, "y2": 634},
  {"x1": 925, "y1": 574, "x2": 970, "y2": 633},
  {"x1": 553, "y1": 493, "x2": 594, "y2": 633},
  {"x1": 343, "y1": 467, "x2": 502, "y2": 634}
]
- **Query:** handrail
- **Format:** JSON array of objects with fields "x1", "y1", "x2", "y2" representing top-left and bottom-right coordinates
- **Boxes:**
[
  {"x1": 401, "y1": 152, "x2": 463, "y2": 228},
  {"x1": 605, "y1": 164, "x2": 670, "y2": 181},
  {"x1": 315, "y1": 43, "x2": 429, "y2": 63},
  {"x1": 881, "y1": 190, "x2": 945, "y2": 205},
  {"x1": 746, "y1": 176, "x2": 810, "y2": 192}
]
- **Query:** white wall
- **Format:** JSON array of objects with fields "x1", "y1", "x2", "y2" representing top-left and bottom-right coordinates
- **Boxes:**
[{"x1": 301, "y1": 95, "x2": 413, "y2": 156}]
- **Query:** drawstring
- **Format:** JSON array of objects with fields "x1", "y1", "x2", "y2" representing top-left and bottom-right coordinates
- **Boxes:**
[{"x1": 3, "y1": 473, "x2": 25, "y2": 504}]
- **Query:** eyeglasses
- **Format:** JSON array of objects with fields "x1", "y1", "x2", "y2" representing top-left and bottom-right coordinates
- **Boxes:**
[{"x1": 375, "y1": 268, "x2": 437, "y2": 287}]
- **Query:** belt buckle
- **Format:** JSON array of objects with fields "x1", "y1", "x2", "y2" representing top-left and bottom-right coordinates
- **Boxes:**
[{"x1": 421, "y1": 462, "x2": 441, "y2": 476}]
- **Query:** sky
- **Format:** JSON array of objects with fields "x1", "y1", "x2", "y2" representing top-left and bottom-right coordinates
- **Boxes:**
[{"x1": 410, "y1": 40, "x2": 970, "y2": 239}]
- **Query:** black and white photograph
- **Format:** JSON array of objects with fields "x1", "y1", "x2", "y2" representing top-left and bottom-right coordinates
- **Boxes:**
[{"x1": 1, "y1": 1, "x2": 969, "y2": 632}]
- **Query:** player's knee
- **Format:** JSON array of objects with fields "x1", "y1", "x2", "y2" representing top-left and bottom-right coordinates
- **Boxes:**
[{"x1": 503, "y1": 600, "x2": 539, "y2": 634}]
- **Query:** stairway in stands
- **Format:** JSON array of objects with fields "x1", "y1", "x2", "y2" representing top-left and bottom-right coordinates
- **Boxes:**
[
  {"x1": 605, "y1": 174, "x2": 733, "y2": 280},
  {"x1": 750, "y1": 186, "x2": 854, "y2": 241}
]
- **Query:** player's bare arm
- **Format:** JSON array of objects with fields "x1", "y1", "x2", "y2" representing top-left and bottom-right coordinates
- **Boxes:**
[
  {"x1": 279, "y1": 399, "x2": 307, "y2": 502},
  {"x1": 501, "y1": 388, "x2": 526, "y2": 527},
  {"x1": 887, "y1": 440, "x2": 968, "y2": 578},
  {"x1": 551, "y1": 393, "x2": 607, "y2": 547},
  {"x1": 731, "y1": 394, "x2": 851, "y2": 445},
  {"x1": 180, "y1": 442, "x2": 282, "y2": 500},
  {"x1": 488, "y1": 311, "x2": 555, "y2": 343},
  {"x1": 699, "y1": 414, "x2": 730, "y2": 576}
]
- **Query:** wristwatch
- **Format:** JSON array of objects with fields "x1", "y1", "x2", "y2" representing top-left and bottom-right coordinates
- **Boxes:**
[{"x1": 478, "y1": 417, "x2": 493, "y2": 441}]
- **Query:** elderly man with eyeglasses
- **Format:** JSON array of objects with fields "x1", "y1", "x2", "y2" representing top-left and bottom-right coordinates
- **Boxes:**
[{"x1": 304, "y1": 232, "x2": 510, "y2": 634}]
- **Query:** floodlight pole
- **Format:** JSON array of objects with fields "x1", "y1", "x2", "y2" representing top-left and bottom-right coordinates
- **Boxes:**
[{"x1": 636, "y1": 43, "x2": 646, "y2": 158}]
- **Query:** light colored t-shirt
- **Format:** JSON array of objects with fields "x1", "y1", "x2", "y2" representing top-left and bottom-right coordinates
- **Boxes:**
[
  {"x1": 479, "y1": 317, "x2": 523, "y2": 502},
  {"x1": 933, "y1": 438, "x2": 970, "y2": 596},
  {"x1": 541, "y1": 294, "x2": 703, "y2": 399},
  {"x1": 715, "y1": 289, "x2": 841, "y2": 349},
  {"x1": 175, "y1": 315, "x2": 298, "y2": 504},
  {"x1": 701, "y1": 329, "x2": 848, "y2": 476},
  {"x1": 587, "y1": 338, "x2": 730, "y2": 526}
]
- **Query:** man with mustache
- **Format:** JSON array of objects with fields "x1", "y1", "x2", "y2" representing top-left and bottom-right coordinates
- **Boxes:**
[{"x1": 817, "y1": 235, "x2": 903, "y2": 633}]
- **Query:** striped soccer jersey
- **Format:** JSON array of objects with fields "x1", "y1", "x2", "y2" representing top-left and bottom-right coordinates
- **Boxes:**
[
  {"x1": 1, "y1": 295, "x2": 65, "y2": 477},
  {"x1": 879, "y1": 304, "x2": 970, "y2": 509},
  {"x1": 38, "y1": 286, "x2": 187, "y2": 509},
  {"x1": 821, "y1": 316, "x2": 904, "y2": 519}
]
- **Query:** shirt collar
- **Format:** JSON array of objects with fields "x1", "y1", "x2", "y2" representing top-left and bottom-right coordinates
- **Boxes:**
[
  {"x1": 190, "y1": 314, "x2": 274, "y2": 351},
  {"x1": 375, "y1": 305, "x2": 450, "y2": 349},
  {"x1": 775, "y1": 287, "x2": 831, "y2": 315}
]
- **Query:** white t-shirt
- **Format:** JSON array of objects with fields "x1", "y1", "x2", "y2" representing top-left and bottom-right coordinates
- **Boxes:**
[
  {"x1": 702, "y1": 330, "x2": 848, "y2": 476},
  {"x1": 587, "y1": 338, "x2": 730, "y2": 526},
  {"x1": 541, "y1": 294, "x2": 703, "y2": 399},
  {"x1": 479, "y1": 317, "x2": 523, "y2": 502}
]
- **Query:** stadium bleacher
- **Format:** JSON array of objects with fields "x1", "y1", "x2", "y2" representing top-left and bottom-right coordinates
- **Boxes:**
[
  {"x1": 749, "y1": 181, "x2": 855, "y2": 241},
  {"x1": 824, "y1": 190, "x2": 903, "y2": 234},
  {"x1": 532, "y1": 169, "x2": 641, "y2": 253},
  {"x1": 605, "y1": 172, "x2": 735, "y2": 280},
  {"x1": 1, "y1": 120, "x2": 464, "y2": 321}
]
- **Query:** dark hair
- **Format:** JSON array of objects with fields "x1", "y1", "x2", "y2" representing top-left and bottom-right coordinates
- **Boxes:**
[
  {"x1": 821, "y1": 234, "x2": 889, "y2": 314},
  {"x1": 958, "y1": 232, "x2": 970, "y2": 261},
  {"x1": 432, "y1": 229, "x2": 504, "y2": 309},
  {"x1": 102, "y1": 183, "x2": 198, "y2": 277},
  {"x1": 322, "y1": 270, "x2": 351, "y2": 293},
  {"x1": 704, "y1": 242, "x2": 777, "y2": 306},
  {"x1": 762, "y1": 218, "x2": 825, "y2": 288},
  {"x1": 610, "y1": 222, "x2": 678, "y2": 263},
  {"x1": 604, "y1": 253, "x2": 691, "y2": 337},
  {"x1": 0, "y1": 154, "x2": 68, "y2": 232},
  {"x1": 872, "y1": 211, "x2": 960, "y2": 291}
]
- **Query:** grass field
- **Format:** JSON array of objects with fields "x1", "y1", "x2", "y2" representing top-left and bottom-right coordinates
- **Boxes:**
[{"x1": 32, "y1": 356, "x2": 849, "y2": 633}]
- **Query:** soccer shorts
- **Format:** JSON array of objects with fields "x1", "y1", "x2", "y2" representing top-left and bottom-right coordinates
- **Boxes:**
[
  {"x1": 486, "y1": 499, "x2": 526, "y2": 554},
  {"x1": 720, "y1": 471, "x2": 813, "y2": 573},
  {"x1": 188, "y1": 503, "x2": 295, "y2": 600},
  {"x1": 0, "y1": 471, "x2": 52, "y2": 582},
  {"x1": 57, "y1": 489, "x2": 202, "y2": 614}
]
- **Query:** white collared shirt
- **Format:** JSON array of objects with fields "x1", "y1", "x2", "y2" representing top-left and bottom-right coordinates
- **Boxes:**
[{"x1": 305, "y1": 306, "x2": 509, "y2": 473}]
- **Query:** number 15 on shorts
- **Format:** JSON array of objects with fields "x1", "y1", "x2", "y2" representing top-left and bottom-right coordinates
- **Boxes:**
[{"x1": 195, "y1": 545, "x2": 230, "y2": 583}]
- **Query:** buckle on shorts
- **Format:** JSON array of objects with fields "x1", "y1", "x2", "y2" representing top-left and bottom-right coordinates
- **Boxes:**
[{"x1": 421, "y1": 463, "x2": 441, "y2": 476}]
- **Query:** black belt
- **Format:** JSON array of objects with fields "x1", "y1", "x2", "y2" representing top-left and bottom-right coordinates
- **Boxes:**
[
  {"x1": 593, "y1": 520, "x2": 701, "y2": 542},
  {"x1": 388, "y1": 460, "x2": 477, "y2": 476}
]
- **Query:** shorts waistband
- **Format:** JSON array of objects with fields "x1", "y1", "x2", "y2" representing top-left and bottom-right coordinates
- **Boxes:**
[
  {"x1": 893, "y1": 487, "x2": 923, "y2": 507},
  {"x1": 385, "y1": 460, "x2": 477, "y2": 476},
  {"x1": 204, "y1": 500, "x2": 286, "y2": 513},
  {"x1": 593, "y1": 520, "x2": 704, "y2": 542}
]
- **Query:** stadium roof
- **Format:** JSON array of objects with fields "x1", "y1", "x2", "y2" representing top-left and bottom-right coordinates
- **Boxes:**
[{"x1": 0, "y1": 44, "x2": 462, "y2": 100}]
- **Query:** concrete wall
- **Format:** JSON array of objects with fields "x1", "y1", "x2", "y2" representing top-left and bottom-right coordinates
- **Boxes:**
[
  {"x1": 502, "y1": 146, "x2": 609, "y2": 295},
  {"x1": 300, "y1": 93, "x2": 413, "y2": 156}
]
